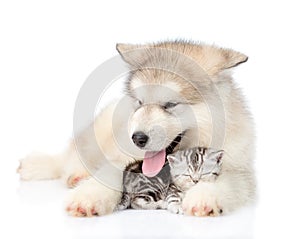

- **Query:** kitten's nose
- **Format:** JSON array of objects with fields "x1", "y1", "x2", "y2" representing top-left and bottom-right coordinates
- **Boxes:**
[
  {"x1": 132, "y1": 131, "x2": 149, "y2": 148},
  {"x1": 192, "y1": 179, "x2": 199, "y2": 183}
]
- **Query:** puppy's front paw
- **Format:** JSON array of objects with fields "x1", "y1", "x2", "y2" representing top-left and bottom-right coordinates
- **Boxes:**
[
  {"x1": 67, "y1": 172, "x2": 89, "y2": 188},
  {"x1": 65, "y1": 178, "x2": 121, "y2": 217},
  {"x1": 65, "y1": 183, "x2": 101, "y2": 217},
  {"x1": 66, "y1": 199, "x2": 99, "y2": 217},
  {"x1": 182, "y1": 184, "x2": 223, "y2": 217}
]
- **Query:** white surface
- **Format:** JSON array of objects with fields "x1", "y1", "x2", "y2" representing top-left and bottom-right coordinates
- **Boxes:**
[
  {"x1": 15, "y1": 178, "x2": 255, "y2": 239},
  {"x1": 1, "y1": 1, "x2": 300, "y2": 239}
]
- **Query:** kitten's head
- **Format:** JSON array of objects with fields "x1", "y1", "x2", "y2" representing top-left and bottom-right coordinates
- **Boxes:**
[{"x1": 167, "y1": 147, "x2": 224, "y2": 190}]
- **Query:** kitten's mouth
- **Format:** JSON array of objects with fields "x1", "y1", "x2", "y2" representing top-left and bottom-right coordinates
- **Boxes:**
[{"x1": 142, "y1": 132, "x2": 184, "y2": 177}]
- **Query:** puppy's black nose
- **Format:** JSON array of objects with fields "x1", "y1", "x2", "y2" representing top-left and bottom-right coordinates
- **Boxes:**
[{"x1": 132, "y1": 131, "x2": 149, "y2": 148}]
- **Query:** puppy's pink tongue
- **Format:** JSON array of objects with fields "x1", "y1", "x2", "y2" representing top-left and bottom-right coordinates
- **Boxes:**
[{"x1": 142, "y1": 150, "x2": 166, "y2": 177}]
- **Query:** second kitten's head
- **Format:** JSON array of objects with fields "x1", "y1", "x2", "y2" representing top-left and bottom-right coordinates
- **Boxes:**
[{"x1": 167, "y1": 147, "x2": 224, "y2": 190}]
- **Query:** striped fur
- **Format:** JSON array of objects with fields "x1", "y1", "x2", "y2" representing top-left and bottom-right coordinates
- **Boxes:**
[{"x1": 116, "y1": 147, "x2": 224, "y2": 214}]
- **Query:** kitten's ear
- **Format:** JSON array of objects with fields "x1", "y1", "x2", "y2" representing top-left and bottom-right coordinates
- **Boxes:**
[
  {"x1": 167, "y1": 155, "x2": 175, "y2": 164},
  {"x1": 167, "y1": 155, "x2": 179, "y2": 166},
  {"x1": 208, "y1": 150, "x2": 224, "y2": 163}
]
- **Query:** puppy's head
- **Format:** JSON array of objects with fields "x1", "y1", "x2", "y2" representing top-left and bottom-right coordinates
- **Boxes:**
[{"x1": 116, "y1": 41, "x2": 247, "y2": 176}]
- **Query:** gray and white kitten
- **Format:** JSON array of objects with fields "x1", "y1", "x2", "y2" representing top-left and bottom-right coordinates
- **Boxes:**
[
  {"x1": 166, "y1": 147, "x2": 223, "y2": 213},
  {"x1": 116, "y1": 147, "x2": 224, "y2": 214}
]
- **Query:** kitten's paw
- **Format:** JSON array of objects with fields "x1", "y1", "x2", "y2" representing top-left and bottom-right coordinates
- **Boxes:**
[
  {"x1": 65, "y1": 178, "x2": 121, "y2": 217},
  {"x1": 167, "y1": 203, "x2": 183, "y2": 214},
  {"x1": 182, "y1": 184, "x2": 223, "y2": 217}
]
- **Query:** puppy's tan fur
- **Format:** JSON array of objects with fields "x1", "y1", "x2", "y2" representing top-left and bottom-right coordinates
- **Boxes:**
[{"x1": 18, "y1": 41, "x2": 255, "y2": 217}]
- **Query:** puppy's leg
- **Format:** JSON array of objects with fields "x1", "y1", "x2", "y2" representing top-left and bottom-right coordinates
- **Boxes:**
[
  {"x1": 62, "y1": 147, "x2": 90, "y2": 188},
  {"x1": 64, "y1": 101, "x2": 136, "y2": 216},
  {"x1": 18, "y1": 151, "x2": 65, "y2": 180},
  {"x1": 18, "y1": 143, "x2": 90, "y2": 186},
  {"x1": 65, "y1": 177, "x2": 122, "y2": 217}
]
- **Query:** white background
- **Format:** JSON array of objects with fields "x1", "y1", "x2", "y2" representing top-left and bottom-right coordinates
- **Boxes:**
[{"x1": 1, "y1": 0, "x2": 300, "y2": 238}]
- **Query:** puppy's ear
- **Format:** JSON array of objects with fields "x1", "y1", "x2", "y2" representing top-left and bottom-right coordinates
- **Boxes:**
[
  {"x1": 116, "y1": 43, "x2": 137, "y2": 54},
  {"x1": 201, "y1": 46, "x2": 248, "y2": 75},
  {"x1": 218, "y1": 48, "x2": 248, "y2": 71},
  {"x1": 116, "y1": 43, "x2": 148, "y2": 67}
]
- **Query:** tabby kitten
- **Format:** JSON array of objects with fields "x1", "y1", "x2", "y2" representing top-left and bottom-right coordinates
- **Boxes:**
[
  {"x1": 166, "y1": 147, "x2": 223, "y2": 213},
  {"x1": 116, "y1": 147, "x2": 224, "y2": 214}
]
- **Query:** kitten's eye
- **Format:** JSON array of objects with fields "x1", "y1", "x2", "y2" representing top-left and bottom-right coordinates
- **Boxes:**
[{"x1": 163, "y1": 102, "x2": 178, "y2": 110}]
